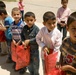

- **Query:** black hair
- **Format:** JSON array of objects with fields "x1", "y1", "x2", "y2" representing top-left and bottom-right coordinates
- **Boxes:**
[
  {"x1": 61, "y1": 0, "x2": 68, "y2": 3},
  {"x1": 0, "y1": 7, "x2": 7, "y2": 15},
  {"x1": 24, "y1": 12, "x2": 35, "y2": 19},
  {"x1": 43, "y1": 11, "x2": 56, "y2": 22},
  {"x1": 67, "y1": 11, "x2": 76, "y2": 27},
  {"x1": 0, "y1": 1, "x2": 6, "y2": 8}
]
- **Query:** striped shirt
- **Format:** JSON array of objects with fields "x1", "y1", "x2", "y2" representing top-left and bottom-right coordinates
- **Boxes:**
[
  {"x1": 60, "y1": 37, "x2": 76, "y2": 67},
  {"x1": 11, "y1": 20, "x2": 25, "y2": 42},
  {"x1": 60, "y1": 37, "x2": 76, "y2": 75}
]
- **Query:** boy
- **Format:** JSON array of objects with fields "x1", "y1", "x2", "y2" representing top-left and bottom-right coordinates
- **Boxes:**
[
  {"x1": 21, "y1": 12, "x2": 40, "y2": 75},
  {"x1": 11, "y1": 7, "x2": 26, "y2": 74},
  {"x1": 57, "y1": 0, "x2": 71, "y2": 40},
  {"x1": 0, "y1": 1, "x2": 8, "y2": 56},
  {"x1": 59, "y1": 11, "x2": 76, "y2": 75},
  {"x1": 36, "y1": 11, "x2": 62, "y2": 75},
  {"x1": 0, "y1": 7, "x2": 13, "y2": 58},
  {"x1": 18, "y1": 0, "x2": 24, "y2": 21}
]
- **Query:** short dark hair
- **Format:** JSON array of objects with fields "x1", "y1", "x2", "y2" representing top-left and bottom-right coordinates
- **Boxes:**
[
  {"x1": 12, "y1": 7, "x2": 21, "y2": 14},
  {"x1": 0, "y1": 7, "x2": 7, "y2": 15},
  {"x1": 24, "y1": 12, "x2": 35, "y2": 19},
  {"x1": 0, "y1": 1, "x2": 6, "y2": 8},
  {"x1": 43, "y1": 11, "x2": 56, "y2": 22},
  {"x1": 61, "y1": 0, "x2": 68, "y2": 3},
  {"x1": 67, "y1": 11, "x2": 76, "y2": 27}
]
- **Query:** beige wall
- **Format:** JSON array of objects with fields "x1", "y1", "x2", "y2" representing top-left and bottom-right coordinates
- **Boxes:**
[{"x1": 2, "y1": 0, "x2": 16, "y2": 2}]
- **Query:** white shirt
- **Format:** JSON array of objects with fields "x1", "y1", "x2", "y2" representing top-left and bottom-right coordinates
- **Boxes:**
[{"x1": 36, "y1": 27, "x2": 62, "y2": 61}]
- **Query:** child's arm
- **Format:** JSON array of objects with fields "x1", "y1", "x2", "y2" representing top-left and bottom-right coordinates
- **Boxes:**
[
  {"x1": 61, "y1": 65, "x2": 76, "y2": 73},
  {"x1": 57, "y1": 8, "x2": 61, "y2": 24},
  {"x1": 0, "y1": 23, "x2": 6, "y2": 31},
  {"x1": 12, "y1": 39, "x2": 17, "y2": 46},
  {"x1": 29, "y1": 27, "x2": 39, "y2": 45},
  {"x1": 36, "y1": 30, "x2": 46, "y2": 48}
]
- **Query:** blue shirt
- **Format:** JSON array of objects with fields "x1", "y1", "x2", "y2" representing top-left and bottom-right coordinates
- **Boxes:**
[{"x1": 4, "y1": 16, "x2": 13, "y2": 40}]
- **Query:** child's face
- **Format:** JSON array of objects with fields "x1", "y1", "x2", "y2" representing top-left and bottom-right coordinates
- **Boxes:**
[
  {"x1": 43, "y1": 19, "x2": 56, "y2": 32},
  {"x1": 12, "y1": 10, "x2": 21, "y2": 22},
  {"x1": 24, "y1": 16, "x2": 36, "y2": 28},
  {"x1": 67, "y1": 21, "x2": 76, "y2": 44},
  {"x1": 0, "y1": 13, "x2": 5, "y2": 20},
  {"x1": 19, "y1": 0, "x2": 23, "y2": 2},
  {"x1": 61, "y1": 1, "x2": 68, "y2": 8}
]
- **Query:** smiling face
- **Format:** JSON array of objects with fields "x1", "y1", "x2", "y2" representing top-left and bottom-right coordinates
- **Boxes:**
[
  {"x1": 67, "y1": 21, "x2": 76, "y2": 44},
  {"x1": 43, "y1": 19, "x2": 56, "y2": 32},
  {"x1": 24, "y1": 16, "x2": 36, "y2": 28},
  {"x1": 12, "y1": 10, "x2": 21, "y2": 23}
]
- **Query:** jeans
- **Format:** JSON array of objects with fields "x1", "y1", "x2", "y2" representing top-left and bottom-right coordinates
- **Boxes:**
[
  {"x1": 28, "y1": 50, "x2": 40, "y2": 75},
  {"x1": 21, "y1": 10, "x2": 24, "y2": 21},
  {"x1": 57, "y1": 23, "x2": 67, "y2": 40}
]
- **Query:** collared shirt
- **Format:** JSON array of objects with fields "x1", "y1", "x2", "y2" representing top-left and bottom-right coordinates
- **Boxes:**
[
  {"x1": 36, "y1": 27, "x2": 62, "y2": 61},
  {"x1": 57, "y1": 6, "x2": 71, "y2": 24},
  {"x1": 21, "y1": 24, "x2": 39, "y2": 53}
]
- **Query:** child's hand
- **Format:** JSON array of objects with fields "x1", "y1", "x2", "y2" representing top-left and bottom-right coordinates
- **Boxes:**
[
  {"x1": 13, "y1": 40, "x2": 17, "y2": 46},
  {"x1": 22, "y1": 41, "x2": 27, "y2": 48},
  {"x1": 24, "y1": 40, "x2": 30, "y2": 46},
  {"x1": 60, "y1": 22, "x2": 66, "y2": 27},
  {"x1": 43, "y1": 46, "x2": 49, "y2": 53},
  {"x1": 61, "y1": 65, "x2": 76, "y2": 73},
  {"x1": 55, "y1": 62, "x2": 61, "y2": 69},
  {"x1": 22, "y1": 40, "x2": 30, "y2": 48}
]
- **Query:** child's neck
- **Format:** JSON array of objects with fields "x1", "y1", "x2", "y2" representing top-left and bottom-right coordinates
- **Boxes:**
[
  {"x1": 14, "y1": 19, "x2": 21, "y2": 24},
  {"x1": 62, "y1": 6, "x2": 67, "y2": 9}
]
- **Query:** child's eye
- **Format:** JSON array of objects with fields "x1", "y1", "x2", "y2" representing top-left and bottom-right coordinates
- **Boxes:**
[
  {"x1": 53, "y1": 22, "x2": 56, "y2": 24},
  {"x1": 30, "y1": 19, "x2": 33, "y2": 21},
  {"x1": 71, "y1": 28, "x2": 76, "y2": 31}
]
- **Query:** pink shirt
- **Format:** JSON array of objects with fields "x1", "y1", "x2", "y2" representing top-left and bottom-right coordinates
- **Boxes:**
[
  {"x1": 36, "y1": 27, "x2": 62, "y2": 61},
  {"x1": 57, "y1": 7, "x2": 71, "y2": 24},
  {"x1": 18, "y1": 2, "x2": 24, "y2": 11}
]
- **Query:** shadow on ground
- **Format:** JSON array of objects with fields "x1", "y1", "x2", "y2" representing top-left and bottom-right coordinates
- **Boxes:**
[{"x1": 0, "y1": 55, "x2": 30, "y2": 75}]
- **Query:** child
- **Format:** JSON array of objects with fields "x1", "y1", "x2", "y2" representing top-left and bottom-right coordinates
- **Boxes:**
[
  {"x1": 36, "y1": 11, "x2": 62, "y2": 75},
  {"x1": 59, "y1": 11, "x2": 76, "y2": 75},
  {"x1": 21, "y1": 12, "x2": 40, "y2": 75},
  {"x1": 0, "y1": 1, "x2": 8, "y2": 56},
  {"x1": 0, "y1": 7, "x2": 13, "y2": 58},
  {"x1": 57, "y1": 0, "x2": 71, "y2": 40},
  {"x1": 18, "y1": 0, "x2": 24, "y2": 21},
  {"x1": 11, "y1": 7, "x2": 26, "y2": 74}
]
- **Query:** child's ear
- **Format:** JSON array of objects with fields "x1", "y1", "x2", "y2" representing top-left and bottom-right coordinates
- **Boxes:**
[
  {"x1": 43, "y1": 22, "x2": 46, "y2": 26},
  {"x1": 34, "y1": 19, "x2": 36, "y2": 21},
  {"x1": 66, "y1": 25, "x2": 69, "y2": 31}
]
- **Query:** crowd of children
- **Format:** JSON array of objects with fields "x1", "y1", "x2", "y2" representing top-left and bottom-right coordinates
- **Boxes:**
[{"x1": 0, "y1": 0, "x2": 76, "y2": 75}]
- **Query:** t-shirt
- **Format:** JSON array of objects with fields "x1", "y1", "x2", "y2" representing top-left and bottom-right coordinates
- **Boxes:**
[{"x1": 4, "y1": 16, "x2": 13, "y2": 39}]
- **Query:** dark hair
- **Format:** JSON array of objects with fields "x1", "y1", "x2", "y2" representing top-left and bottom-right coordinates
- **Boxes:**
[
  {"x1": 61, "y1": 0, "x2": 68, "y2": 3},
  {"x1": 24, "y1": 12, "x2": 35, "y2": 19},
  {"x1": 12, "y1": 7, "x2": 21, "y2": 14},
  {"x1": 0, "y1": 1, "x2": 6, "y2": 8},
  {"x1": 67, "y1": 12, "x2": 76, "y2": 27},
  {"x1": 0, "y1": 7, "x2": 7, "y2": 15},
  {"x1": 43, "y1": 11, "x2": 56, "y2": 22}
]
